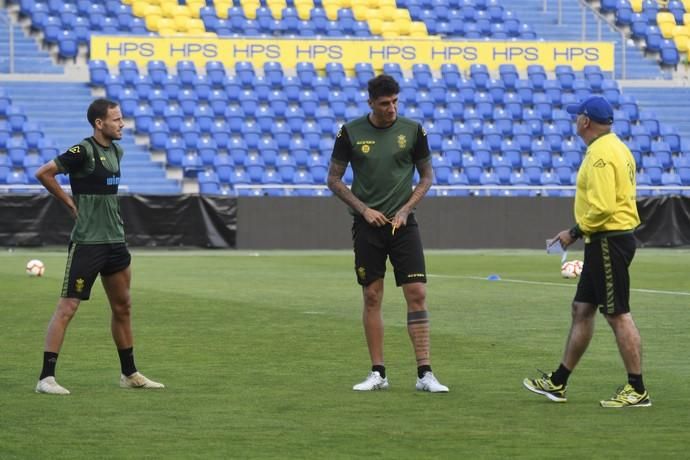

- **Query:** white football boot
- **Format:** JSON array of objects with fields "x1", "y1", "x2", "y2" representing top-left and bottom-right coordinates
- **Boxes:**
[
  {"x1": 415, "y1": 372, "x2": 449, "y2": 393},
  {"x1": 35, "y1": 376, "x2": 71, "y2": 395},
  {"x1": 120, "y1": 372, "x2": 165, "y2": 389},
  {"x1": 353, "y1": 371, "x2": 389, "y2": 391}
]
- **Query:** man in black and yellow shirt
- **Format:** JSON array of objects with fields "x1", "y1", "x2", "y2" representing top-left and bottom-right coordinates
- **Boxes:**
[
  {"x1": 34, "y1": 99, "x2": 164, "y2": 395},
  {"x1": 328, "y1": 75, "x2": 448, "y2": 393},
  {"x1": 524, "y1": 96, "x2": 650, "y2": 408}
]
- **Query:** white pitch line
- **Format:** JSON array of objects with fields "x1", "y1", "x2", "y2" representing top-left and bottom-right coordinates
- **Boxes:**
[{"x1": 427, "y1": 274, "x2": 690, "y2": 297}]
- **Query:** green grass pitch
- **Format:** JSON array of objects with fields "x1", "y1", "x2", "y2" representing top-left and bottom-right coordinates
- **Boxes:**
[{"x1": 1, "y1": 248, "x2": 689, "y2": 459}]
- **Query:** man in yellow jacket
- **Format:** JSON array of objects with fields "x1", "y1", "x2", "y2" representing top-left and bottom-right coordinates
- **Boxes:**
[{"x1": 523, "y1": 96, "x2": 651, "y2": 408}]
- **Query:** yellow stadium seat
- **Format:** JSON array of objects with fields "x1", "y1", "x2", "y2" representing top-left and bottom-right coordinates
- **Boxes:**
[
  {"x1": 214, "y1": 2, "x2": 232, "y2": 18},
  {"x1": 353, "y1": 5, "x2": 368, "y2": 21},
  {"x1": 684, "y1": 13, "x2": 690, "y2": 25},
  {"x1": 270, "y1": 5, "x2": 284, "y2": 19},
  {"x1": 174, "y1": 15, "x2": 192, "y2": 31},
  {"x1": 122, "y1": 0, "x2": 135, "y2": 5},
  {"x1": 630, "y1": 0, "x2": 643, "y2": 12},
  {"x1": 185, "y1": 18, "x2": 206, "y2": 32},
  {"x1": 243, "y1": 2, "x2": 260, "y2": 19},
  {"x1": 672, "y1": 24, "x2": 690, "y2": 37},
  {"x1": 367, "y1": 17, "x2": 383, "y2": 35},
  {"x1": 682, "y1": 0, "x2": 690, "y2": 11},
  {"x1": 350, "y1": 0, "x2": 367, "y2": 8},
  {"x1": 155, "y1": 17, "x2": 175, "y2": 31},
  {"x1": 659, "y1": 23, "x2": 676, "y2": 38},
  {"x1": 268, "y1": 0, "x2": 288, "y2": 11},
  {"x1": 394, "y1": 9, "x2": 411, "y2": 22},
  {"x1": 395, "y1": 18, "x2": 411, "y2": 35},
  {"x1": 365, "y1": 8, "x2": 380, "y2": 21},
  {"x1": 158, "y1": 27, "x2": 176, "y2": 35},
  {"x1": 381, "y1": 6, "x2": 397, "y2": 21},
  {"x1": 145, "y1": 13, "x2": 163, "y2": 31},
  {"x1": 186, "y1": 1, "x2": 204, "y2": 18},
  {"x1": 675, "y1": 35, "x2": 689, "y2": 52},
  {"x1": 378, "y1": 0, "x2": 397, "y2": 9},
  {"x1": 381, "y1": 22, "x2": 400, "y2": 38},
  {"x1": 131, "y1": 0, "x2": 150, "y2": 18},
  {"x1": 296, "y1": 5, "x2": 311, "y2": 20},
  {"x1": 409, "y1": 21, "x2": 427, "y2": 37},
  {"x1": 324, "y1": 4, "x2": 340, "y2": 20}
]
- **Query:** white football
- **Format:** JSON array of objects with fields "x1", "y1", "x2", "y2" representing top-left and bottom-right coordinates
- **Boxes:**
[
  {"x1": 560, "y1": 260, "x2": 583, "y2": 279},
  {"x1": 26, "y1": 259, "x2": 45, "y2": 277}
]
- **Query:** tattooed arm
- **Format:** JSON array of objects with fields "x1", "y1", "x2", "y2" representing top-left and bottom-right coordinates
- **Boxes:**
[
  {"x1": 327, "y1": 161, "x2": 389, "y2": 227},
  {"x1": 392, "y1": 159, "x2": 433, "y2": 228}
]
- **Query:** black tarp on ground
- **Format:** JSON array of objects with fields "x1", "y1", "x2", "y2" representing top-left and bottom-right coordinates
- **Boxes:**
[
  {"x1": 0, "y1": 194, "x2": 688, "y2": 248},
  {"x1": 635, "y1": 195, "x2": 690, "y2": 247},
  {"x1": 0, "y1": 194, "x2": 237, "y2": 248}
]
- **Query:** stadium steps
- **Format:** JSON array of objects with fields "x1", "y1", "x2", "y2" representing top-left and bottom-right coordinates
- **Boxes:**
[
  {"x1": 1, "y1": 81, "x2": 181, "y2": 194},
  {"x1": 507, "y1": 0, "x2": 668, "y2": 80},
  {"x1": 0, "y1": 9, "x2": 62, "y2": 74},
  {"x1": 621, "y1": 87, "x2": 690, "y2": 152}
]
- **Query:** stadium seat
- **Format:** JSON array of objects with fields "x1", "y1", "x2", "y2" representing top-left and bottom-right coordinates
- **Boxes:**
[
  {"x1": 8, "y1": 138, "x2": 28, "y2": 166},
  {"x1": 22, "y1": 121, "x2": 43, "y2": 149}
]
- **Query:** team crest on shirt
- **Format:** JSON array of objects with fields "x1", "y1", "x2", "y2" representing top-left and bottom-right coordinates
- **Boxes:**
[
  {"x1": 361, "y1": 145, "x2": 370, "y2": 153},
  {"x1": 398, "y1": 135, "x2": 407, "y2": 149},
  {"x1": 593, "y1": 159, "x2": 607, "y2": 168}
]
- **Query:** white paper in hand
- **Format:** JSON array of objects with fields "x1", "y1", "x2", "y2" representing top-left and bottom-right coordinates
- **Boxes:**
[{"x1": 546, "y1": 239, "x2": 568, "y2": 264}]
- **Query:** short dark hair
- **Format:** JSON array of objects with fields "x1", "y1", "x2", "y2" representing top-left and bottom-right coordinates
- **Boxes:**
[
  {"x1": 87, "y1": 98, "x2": 118, "y2": 127},
  {"x1": 368, "y1": 75, "x2": 400, "y2": 100}
]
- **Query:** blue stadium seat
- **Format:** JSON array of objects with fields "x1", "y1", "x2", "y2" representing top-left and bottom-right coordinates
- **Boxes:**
[
  {"x1": 276, "y1": 154, "x2": 297, "y2": 182},
  {"x1": 235, "y1": 61, "x2": 255, "y2": 86},
  {"x1": 228, "y1": 137, "x2": 249, "y2": 166},
  {"x1": 463, "y1": 155, "x2": 483, "y2": 184},
  {"x1": 307, "y1": 155, "x2": 328, "y2": 184},
  {"x1": 469, "y1": 64, "x2": 490, "y2": 89},
  {"x1": 196, "y1": 138, "x2": 218, "y2": 166},
  {"x1": 37, "y1": 138, "x2": 59, "y2": 162},
  {"x1": 213, "y1": 154, "x2": 234, "y2": 183},
  {"x1": 241, "y1": 122, "x2": 261, "y2": 150},
  {"x1": 326, "y1": 62, "x2": 346, "y2": 87},
  {"x1": 639, "y1": 111, "x2": 660, "y2": 137},
  {"x1": 7, "y1": 106, "x2": 27, "y2": 131},
  {"x1": 289, "y1": 138, "x2": 310, "y2": 166},
  {"x1": 299, "y1": 91, "x2": 319, "y2": 117},
  {"x1": 88, "y1": 60, "x2": 109, "y2": 86},
  {"x1": 527, "y1": 64, "x2": 547, "y2": 91},
  {"x1": 6, "y1": 169, "x2": 28, "y2": 185},
  {"x1": 203, "y1": 61, "x2": 225, "y2": 86},
  {"x1": 271, "y1": 122, "x2": 292, "y2": 150},
  {"x1": 355, "y1": 62, "x2": 375, "y2": 86},
  {"x1": 553, "y1": 156, "x2": 574, "y2": 184},
  {"x1": 660, "y1": 39, "x2": 680, "y2": 66},
  {"x1": 522, "y1": 155, "x2": 543, "y2": 184},
  {"x1": 244, "y1": 154, "x2": 265, "y2": 182},
  {"x1": 182, "y1": 153, "x2": 203, "y2": 177},
  {"x1": 21, "y1": 121, "x2": 43, "y2": 149},
  {"x1": 601, "y1": 80, "x2": 621, "y2": 106},
  {"x1": 555, "y1": 65, "x2": 576, "y2": 90},
  {"x1": 642, "y1": 155, "x2": 663, "y2": 184},
  {"x1": 164, "y1": 137, "x2": 185, "y2": 167},
  {"x1": 651, "y1": 141, "x2": 673, "y2": 168},
  {"x1": 285, "y1": 106, "x2": 306, "y2": 133},
  {"x1": 149, "y1": 120, "x2": 170, "y2": 150},
  {"x1": 199, "y1": 170, "x2": 221, "y2": 195},
  {"x1": 203, "y1": 120, "x2": 227, "y2": 151},
  {"x1": 8, "y1": 138, "x2": 28, "y2": 166},
  {"x1": 177, "y1": 89, "x2": 198, "y2": 117},
  {"x1": 644, "y1": 26, "x2": 663, "y2": 53}
]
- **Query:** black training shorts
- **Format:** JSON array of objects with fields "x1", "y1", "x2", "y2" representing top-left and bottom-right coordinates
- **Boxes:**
[
  {"x1": 351, "y1": 213, "x2": 427, "y2": 287},
  {"x1": 574, "y1": 232, "x2": 636, "y2": 315},
  {"x1": 61, "y1": 242, "x2": 131, "y2": 300}
]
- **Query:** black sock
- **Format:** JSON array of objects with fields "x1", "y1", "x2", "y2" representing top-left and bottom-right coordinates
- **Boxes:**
[
  {"x1": 39, "y1": 352, "x2": 59, "y2": 380},
  {"x1": 628, "y1": 373, "x2": 645, "y2": 393},
  {"x1": 372, "y1": 365, "x2": 386, "y2": 379},
  {"x1": 550, "y1": 363, "x2": 572, "y2": 386},
  {"x1": 117, "y1": 347, "x2": 137, "y2": 376},
  {"x1": 417, "y1": 365, "x2": 432, "y2": 379}
]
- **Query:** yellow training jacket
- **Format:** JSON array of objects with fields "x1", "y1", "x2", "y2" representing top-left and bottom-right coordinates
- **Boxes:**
[{"x1": 574, "y1": 132, "x2": 640, "y2": 241}]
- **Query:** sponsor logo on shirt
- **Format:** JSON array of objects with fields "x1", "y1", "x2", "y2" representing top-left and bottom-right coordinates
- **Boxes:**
[{"x1": 106, "y1": 176, "x2": 120, "y2": 186}]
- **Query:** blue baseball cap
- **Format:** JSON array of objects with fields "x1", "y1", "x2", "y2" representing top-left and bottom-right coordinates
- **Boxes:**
[{"x1": 566, "y1": 96, "x2": 614, "y2": 125}]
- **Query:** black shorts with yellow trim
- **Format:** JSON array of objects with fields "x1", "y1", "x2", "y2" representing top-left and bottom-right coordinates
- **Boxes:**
[
  {"x1": 574, "y1": 232, "x2": 636, "y2": 315},
  {"x1": 351, "y1": 213, "x2": 427, "y2": 287},
  {"x1": 61, "y1": 242, "x2": 131, "y2": 300}
]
